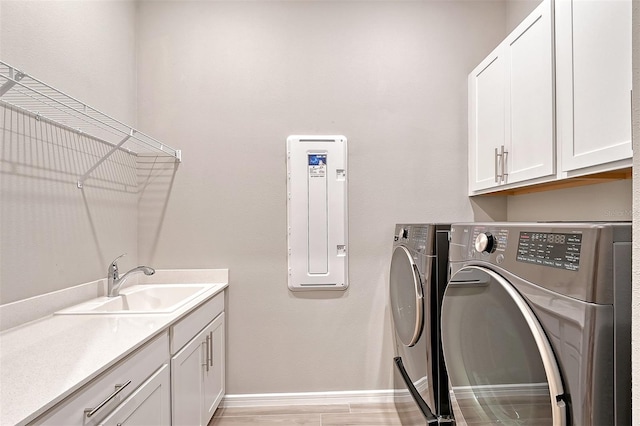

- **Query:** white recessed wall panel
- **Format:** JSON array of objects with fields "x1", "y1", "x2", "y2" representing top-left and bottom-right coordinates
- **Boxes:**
[{"x1": 287, "y1": 135, "x2": 348, "y2": 291}]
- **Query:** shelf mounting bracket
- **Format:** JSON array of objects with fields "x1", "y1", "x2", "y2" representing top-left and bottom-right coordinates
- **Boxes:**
[
  {"x1": 0, "y1": 66, "x2": 25, "y2": 96},
  {"x1": 77, "y1": 130, "x2": 134, "y2": 189}
]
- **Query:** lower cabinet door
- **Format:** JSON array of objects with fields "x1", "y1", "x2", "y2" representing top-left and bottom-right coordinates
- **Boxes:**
[
  {"x1": 172, "y1": 314, "x2": 226, "y2": 426},
  {"x1": 99, "y1": 364, "x2": 170, "y2": 426},
  {"x1": 172, "y1": 326, "x2": 207, "y2": 426},
  {"x1": 202, "y1": 313, "x2": 225, "y2": 424}
]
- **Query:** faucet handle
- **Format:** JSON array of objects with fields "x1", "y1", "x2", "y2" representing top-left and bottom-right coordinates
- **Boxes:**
[
  {"x1": 108, "y1": 253, "x2": 127, "y2": 276},
  {"x1": 110, "y1": 253, "x2": 127, "y2": 266}
]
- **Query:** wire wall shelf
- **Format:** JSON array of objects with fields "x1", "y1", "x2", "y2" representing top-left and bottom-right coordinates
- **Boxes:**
[{"x1": 0, "y1": 60, "x2": 181, "y2": 188}]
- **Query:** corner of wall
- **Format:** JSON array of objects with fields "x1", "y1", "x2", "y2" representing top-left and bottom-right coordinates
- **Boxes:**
[
  {"x1": 631, "y1": 1, "x2": 640, "y2": 423},
  {"x1": 504, "y1": 0, "x2": 544, "y2": 34},
  {"x1": 469, "y1": 196, "x2": 508, "y2": 221}
]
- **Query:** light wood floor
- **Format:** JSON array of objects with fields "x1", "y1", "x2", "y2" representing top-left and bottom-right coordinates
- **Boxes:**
[{"x1": 208, "y1": 402, "x2": 407, "y2": 426}]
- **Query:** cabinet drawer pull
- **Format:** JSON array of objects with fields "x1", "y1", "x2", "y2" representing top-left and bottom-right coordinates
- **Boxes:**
[
  {"x1": 201, "y1": 341, "x2": 208, "y2": 371},
  {"x1": 502, "y1": 146, "x2": 508, "y2": 181},
  {"x1": 84, "y1": 380, "x2": 132, "y2": 418},
  {"x1": 205, "y1": 336, "x2": 210, "y2": 372},
  {"x1": 494, "y1": 147, "x2": 502, "y2": 183},
  {"x1": 209, "y1": 331, "x2": 214, "y2": 367}
]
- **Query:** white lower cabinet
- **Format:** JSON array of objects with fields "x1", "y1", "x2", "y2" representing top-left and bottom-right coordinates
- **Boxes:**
[
  {"x1": 202, "y1": 314, "x2": 225, "y2": 422},
  {"x1": 30, "y1": 333, "x2": 170, "y2": 426},
  {"x1": 29, "y1": 290, "x2": 227, "y2": 426},
  {"x1": 99, "y1": 364, "x2": 171, "y2": 426},
  {"x1": 172, "y1": 313, "x2": 225, "y2": 426}
]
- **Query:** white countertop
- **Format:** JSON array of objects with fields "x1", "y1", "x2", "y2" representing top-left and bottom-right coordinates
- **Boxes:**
[{"x1": 0, "y1": 270, "x2": 228, "y2": 426}]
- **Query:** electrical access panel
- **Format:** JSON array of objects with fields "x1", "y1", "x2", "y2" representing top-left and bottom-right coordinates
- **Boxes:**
[{"x1": 286, "y1": 135, "x2": 348, "y2": 291}]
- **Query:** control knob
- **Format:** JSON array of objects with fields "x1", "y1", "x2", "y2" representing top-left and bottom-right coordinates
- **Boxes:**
[
  {"x1": 475, "y1": 232, "x2": 496, "y2": 254},
  {"x1": 397, "y1": 228, "x2": 409, "y2": 240}
]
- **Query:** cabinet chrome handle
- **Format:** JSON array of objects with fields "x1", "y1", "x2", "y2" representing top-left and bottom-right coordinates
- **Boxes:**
[
  {"x1": 84, "y1": 380, "x2": 132, "y2": 418},
  {"x1": 205, "y1": 336, "x2": 210, "y2": 372},
  {"x1": 494, "y1": 147, "x2": 502, "y2": 183},
  {"x1": 209, "y1": 331, "x2": 214, "y2": 367},
  {"x1": 501, "y1": 145, "x2": 508, "y2": 182},
  {"x1": 202, "y1": 341, "x2": 208, "y2": 371},
  {"x1": 494, "y1": 147, "x2": 498, "y2": 182}
]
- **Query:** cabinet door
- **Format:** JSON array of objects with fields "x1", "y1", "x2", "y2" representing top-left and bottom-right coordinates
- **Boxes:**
[
  {"x1": 203, "y1": 313, "x2": 225, "y2": 424},
  {"x1": 504, "y1": 0, "x2": 554, "y2": 184},
  {"x1": 468, "y1": 46, "x2": 506, "y2": 192},
  {"x1": 557, "y1": 0, "x2": 632, "y2": 172},
  {"x1": 172, "y1": 326, "x2": 207, "y2": 426},
  {"x1": 99, "y1": 364, "x2": 170, "y2": 426}
]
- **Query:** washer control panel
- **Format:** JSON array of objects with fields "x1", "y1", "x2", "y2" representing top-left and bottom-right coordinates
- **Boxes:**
[
  {"x1": 449, "y1": 222, "x2": 630, "y2": 304},
  {"x1": 516, "y1": 231, "x2": 582, "y2": 271},
  {"x1": 394, "y1": 224, "x2": 430, "y2": 254},
  {"x1": 468, "y1": 226, "x2": 582, "y2": 271}
]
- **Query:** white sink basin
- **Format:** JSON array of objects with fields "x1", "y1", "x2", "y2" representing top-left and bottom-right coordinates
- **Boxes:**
[{"x1": 56, "y1": 284, "x2": 211, "y2": 315}]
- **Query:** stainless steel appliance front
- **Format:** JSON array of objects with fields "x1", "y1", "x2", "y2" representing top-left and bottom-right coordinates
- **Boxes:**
[
  {"x1": 442, "y1": 222, "x2": 631, "y2": 426},
  {"x1": 390, "y1": 224, "x2": 452, "y2": 425}
]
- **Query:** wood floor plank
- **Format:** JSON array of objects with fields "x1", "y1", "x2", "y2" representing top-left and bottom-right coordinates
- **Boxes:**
[
  {"x1": 320, "y1": 411, "x2": 403, "y2": 425},
  {"x1": 209, "y1": 402, "x2": 405, "y2": 425},
  {"x1": 348, "y1": 402, "x2": 398, "y2": 413},
  {"x1": 209, "y1": 414, "x2": 322, "y2": 426},
  {"x1": 214, "y1": 404, "x2": 350, "y2": 417}
]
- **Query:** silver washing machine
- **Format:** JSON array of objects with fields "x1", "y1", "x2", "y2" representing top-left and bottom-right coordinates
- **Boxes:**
[
  {"x1": 390, "y1": 224, "x2": 453, "y2": 425},
  {"x1": 442, "y1": 222, "x2": 631, "y2": 426}
]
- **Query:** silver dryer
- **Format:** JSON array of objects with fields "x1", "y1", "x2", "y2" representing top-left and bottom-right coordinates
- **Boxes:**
[
  {"x1": 390, "y1": 224, "x2": 453, "y2": 425},
  {"x1": 442, "y1": 222, "x2": 631, "y2": 426}
]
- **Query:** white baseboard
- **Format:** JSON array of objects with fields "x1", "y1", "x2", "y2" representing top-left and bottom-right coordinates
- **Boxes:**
[{"x1": 221, "y1": 389, "x2": 397, "y2": 408}]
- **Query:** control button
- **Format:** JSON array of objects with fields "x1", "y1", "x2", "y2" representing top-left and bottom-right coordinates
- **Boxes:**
[
  {"x1": 475, "y1": 232, "x2": 495, "y2": 254},
  {"x1": 496, "y1": 254, "x2": 505, "y2": 264}
]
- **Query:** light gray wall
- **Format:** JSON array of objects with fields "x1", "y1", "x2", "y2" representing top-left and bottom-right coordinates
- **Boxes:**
[
  {"x1": 507, "y1": 180, "x2": 632, "y2": 221},
  {"x1": 0, "y1": 1, "x2": 140, "y2": 303},
  {"x1": 0, "y1": 1, "x2": 137, "y2": 123},
  {"x1": 135, "y1": 0, "x2": 505, "y2": 393},
  {"x1": 505, "y1": 0, "x2": 542, "y2": 34}
]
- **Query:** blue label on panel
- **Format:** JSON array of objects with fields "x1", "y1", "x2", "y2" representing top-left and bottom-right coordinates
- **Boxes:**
[{"x1": 308, "y1": 154, "x2": 327, "y2": 166}]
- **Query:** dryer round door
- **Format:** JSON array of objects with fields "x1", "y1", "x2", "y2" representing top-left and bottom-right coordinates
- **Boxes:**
[
  {"x1": 389, "y1": 245, "x2": 424, "y2": 347},
  {"x1": 441, "y1": 266, "x2": 567, "y2": 426}
]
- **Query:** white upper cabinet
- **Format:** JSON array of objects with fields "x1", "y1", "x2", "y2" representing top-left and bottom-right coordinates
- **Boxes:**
[
  {"x1": 556, "y1": 0, "x2": 632, "y2": 172},
  {"x1": 469, "y1": 47, "x2": 507, "y2": 191},
  {"x1": 469, "y1": 0, "x2": 554, "y2": 193},
  {"x1": 505, "y1": 0, "x2": 554, "y2": 184}
]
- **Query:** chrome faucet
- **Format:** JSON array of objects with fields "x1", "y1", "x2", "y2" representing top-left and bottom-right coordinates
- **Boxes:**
[{"x1": 107, "y1": 254, "x2": 155, "y2": 297}]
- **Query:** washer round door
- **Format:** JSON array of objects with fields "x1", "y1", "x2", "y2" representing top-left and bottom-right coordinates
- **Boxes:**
[
  {"x1": 441, "y1": 266, "x2": 567, "y2": 426},
  {"x1": 389, "y1": 245, "x2": 424, "y2": 347}
]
